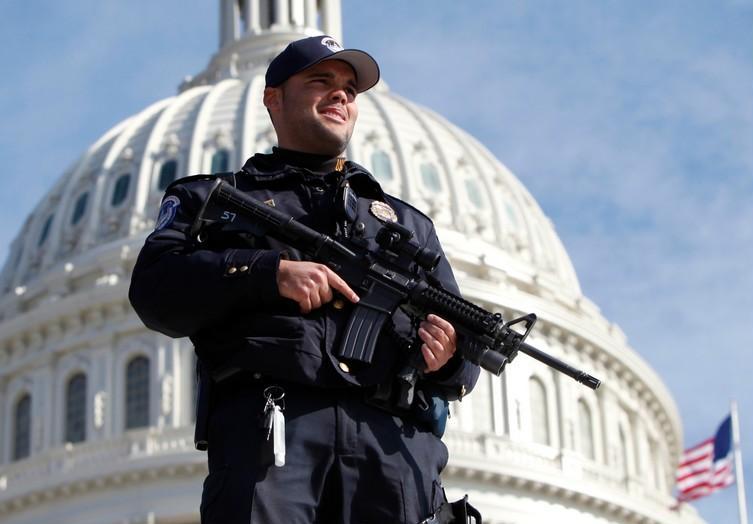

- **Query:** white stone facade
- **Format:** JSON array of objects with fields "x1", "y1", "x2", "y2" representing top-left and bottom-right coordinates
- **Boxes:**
[{"x1": 0, "y1": 2, "x2": 704, "y2": 523}]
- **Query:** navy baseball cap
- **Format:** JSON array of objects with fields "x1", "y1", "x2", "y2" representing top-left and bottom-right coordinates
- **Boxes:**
[{"x1": 265, "y1": 36, "x2": 380, "y2": 93}]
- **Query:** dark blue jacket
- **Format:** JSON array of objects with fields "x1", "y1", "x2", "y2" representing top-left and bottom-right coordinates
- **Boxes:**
[{"x1": 129, "y1": 152, "x2": 479, "y2": 398}]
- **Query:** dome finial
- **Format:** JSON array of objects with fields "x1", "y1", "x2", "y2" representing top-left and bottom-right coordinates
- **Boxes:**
[
  {"x1": 184, "y1": 0, "x2": 344, "y2": 90},
  {"x1": 219, "y1": 0, "x2": 343, "y2": 49}
]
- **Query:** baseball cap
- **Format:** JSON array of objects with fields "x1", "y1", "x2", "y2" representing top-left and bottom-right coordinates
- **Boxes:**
[{"x1": 265, "y1": 36, "x2": 380, "y2": 93}]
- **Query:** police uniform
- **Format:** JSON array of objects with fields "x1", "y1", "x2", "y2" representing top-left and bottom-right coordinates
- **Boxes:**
[
  {"x1": 130, "y1": 33, "x2": 481, "y2": 524},
  {"x1": 129, "y1": 148, "x2": 479, "y2": 523}
]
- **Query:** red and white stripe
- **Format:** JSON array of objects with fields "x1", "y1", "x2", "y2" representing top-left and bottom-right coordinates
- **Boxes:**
[{"x1": 676, "y1": 438, "x2": 734, "y2": 501}]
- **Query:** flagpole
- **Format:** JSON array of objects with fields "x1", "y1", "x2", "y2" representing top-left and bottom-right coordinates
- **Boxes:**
[{"x1": 732, "y1": 400, "x2": 748, "y2": 524}]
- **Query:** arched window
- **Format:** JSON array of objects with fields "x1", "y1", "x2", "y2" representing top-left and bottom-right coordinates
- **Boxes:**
[
  {"x1": 504, "y1": 202, "x2": 519, "y2": 227},
  {"x1": 190, "y1": 352, "x2": 198, "y2": 423},
  {"x1": 71, "y1": 192, "x2": 89, "y2": 225},
  {"x1": 619, "y1": 426, "x2": 630, "y2": 478},
  {"x1": 112, "y1": 174, "x2": 131, "y2": 206},
  {"x1": 649, "y1": 438, "x2": 662, "y2": 488},
  {"x1": 529, "y1": 377, "x2": 550, "y2": 445},
  {"x1": 65, "y1": 373, "x2": 87, "y2": 443},
  {"x1": 125, "y1": 356, "x2": 150, "y2": 430},
  {"x1": 158, "y1": 160, "x2": 178, "y2": 191},
  {"x1": 577, "y1": 399, "x2": 595, "y2": 460},
  {"x1": 370, "y1": 150, "x2": 394, "y2": 182},
  {"x1": 464, "y1": 179, "x2": 485, "y2": 208},
  {"x1": 12, "y1": 247, "x2": 24, "y2": 271},
  {"x1": 38, "y1": 214, "x2": 54, "y2": 246},
  {"x1": 211, "y1": 150, "x2": 230, "y2": 173},
  {"x1": 419, "y1": 162, "x2": 442, "y2": 192},
  {"x1": 13, "y1": 394, "x2": 32, "y2": 461}
]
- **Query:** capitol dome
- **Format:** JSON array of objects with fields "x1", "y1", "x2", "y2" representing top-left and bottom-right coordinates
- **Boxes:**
[{"x1": 0, "y1": 2, "x2": 704, "y2": 523}]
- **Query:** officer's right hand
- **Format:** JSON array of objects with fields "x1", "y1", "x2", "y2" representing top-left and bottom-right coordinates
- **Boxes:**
[{"x1": 277, "y1": 260, "x2": 360, "y2": 314}]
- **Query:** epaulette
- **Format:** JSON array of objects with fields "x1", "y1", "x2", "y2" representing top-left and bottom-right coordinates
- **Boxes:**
[
  {"x1": 164, "y1": 171, "x2": 239, "y2": 193},
  {"x1": 383, "y1": 193, "x2": 436, "y2": 225}
]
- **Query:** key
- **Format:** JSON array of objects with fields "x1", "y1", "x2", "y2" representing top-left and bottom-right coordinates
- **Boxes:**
[
  {"x1": 263, "y1": 406, "x2": 274, "y2": 441},
  {"x1": 261, "y1": 386, "x2": 286, "y2": 467}
]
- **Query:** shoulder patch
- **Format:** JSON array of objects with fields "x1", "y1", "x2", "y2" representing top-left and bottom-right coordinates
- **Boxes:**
[{"x1": 155, "y1": 195, "x2": 180, "y2": 231}]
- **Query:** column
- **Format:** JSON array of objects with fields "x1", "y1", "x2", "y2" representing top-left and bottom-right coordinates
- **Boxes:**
[
  {"x1": 246, "y1": 0, "x2": 261, "y2": 33},
  {"x1": 304, "y1": 0, "x2": 317, "y2": 29},
  {"x1": 272, "y1": 0, "x2": 289, "y2": 28},
  {"x1": 320, "y1": 0, "x2": 343, "y2": 43},
  {"x1": 290, "y1": 0, "x2": 306, "y2": 27},
  {"x1": 220, "y1": 0, "x2": 239, "y2": 48}
]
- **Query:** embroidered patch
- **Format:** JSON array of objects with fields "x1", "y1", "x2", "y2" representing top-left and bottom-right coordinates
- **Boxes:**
[
  {"x1": 155, "y1": 195, "x2": 180, "y2": 231},
  {"x1": 369, "y1": 201, "x2": 398, "y2": 223}
]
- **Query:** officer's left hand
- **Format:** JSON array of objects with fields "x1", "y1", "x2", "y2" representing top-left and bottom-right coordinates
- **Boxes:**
[{"x1": 418, "y1": 314, "x2": 457, "y2": 372}]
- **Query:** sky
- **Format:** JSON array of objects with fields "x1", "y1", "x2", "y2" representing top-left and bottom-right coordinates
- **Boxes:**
[{"x1": 1, "y1": 1, "x2": 751, "y2": 522}]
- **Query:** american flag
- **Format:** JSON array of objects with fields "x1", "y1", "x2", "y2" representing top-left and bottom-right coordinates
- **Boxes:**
[{"x1": 676, "y1": 415, "x2": 735, "y2": 502}]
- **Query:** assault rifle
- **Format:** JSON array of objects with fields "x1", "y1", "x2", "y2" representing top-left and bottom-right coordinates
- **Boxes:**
[{"x1": 196, "y1": 179, "x2": 600, "y2": 403}]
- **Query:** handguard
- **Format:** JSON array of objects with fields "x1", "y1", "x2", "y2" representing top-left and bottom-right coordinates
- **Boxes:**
[{"x1": 202, "y1": 180, "x2": 602, "y2": 392}]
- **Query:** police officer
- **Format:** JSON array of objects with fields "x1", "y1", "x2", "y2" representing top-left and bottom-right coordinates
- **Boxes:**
[{"x1": 129, "y1": 36, "x2": 480, "y2": 524}]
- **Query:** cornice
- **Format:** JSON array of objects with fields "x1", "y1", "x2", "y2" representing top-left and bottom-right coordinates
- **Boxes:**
[
  {"x1": 0, "y1": 428, "x2": 205, "y2": 516},
  {"x1": 443, "y1": 432, "x2": 701, "y2": 524}
]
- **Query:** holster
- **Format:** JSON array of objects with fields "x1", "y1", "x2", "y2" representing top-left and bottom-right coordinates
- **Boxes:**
[
  {"x1": 418, "y1": 495, "x2": 482, "y2": 524},
  {"x1": 194, "y1": 358, "x2": 211, "y2": 451}
]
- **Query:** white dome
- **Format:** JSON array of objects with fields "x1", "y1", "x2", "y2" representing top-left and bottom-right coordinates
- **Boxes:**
[
  {"x1": 0, "y1": 73, "x2": 580, "y2": 303},
  {"x1": 0, "y1": 3, "x2": 704, "y2": 524}
]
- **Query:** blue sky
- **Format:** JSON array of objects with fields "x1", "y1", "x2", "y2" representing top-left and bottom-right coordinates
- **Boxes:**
[{"x1": 1, "y1": 1, "x2": 751, "y2": 521}]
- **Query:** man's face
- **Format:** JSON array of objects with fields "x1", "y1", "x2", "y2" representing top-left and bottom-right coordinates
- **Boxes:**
[{"x1": 264, "y1": 60, "x2": 359, "y2": 157}]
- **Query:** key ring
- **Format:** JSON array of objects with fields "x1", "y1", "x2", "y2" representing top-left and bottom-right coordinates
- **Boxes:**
[{"x1": 263, "y1": 386, "x2": 285, "y2": 408}]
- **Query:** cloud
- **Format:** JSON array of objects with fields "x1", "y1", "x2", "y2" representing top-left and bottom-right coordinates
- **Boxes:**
[
  {"x1": 2, "y1": 1, "x2": 751, "y2": 519},
  {"x1": 0, "y1": 2, "x2": 216, "y2": 266},
  {"x1": 346, "y1": 3, "x2": 753, "y2": 518}
]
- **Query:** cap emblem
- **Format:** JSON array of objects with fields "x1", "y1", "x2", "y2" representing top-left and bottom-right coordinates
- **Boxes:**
[
  {"x1": 369, "y1": 201, "x2": 398, "y2": 223},
  {"x1": 321, "y1": 37, "x2": 343, "y2": 52}
]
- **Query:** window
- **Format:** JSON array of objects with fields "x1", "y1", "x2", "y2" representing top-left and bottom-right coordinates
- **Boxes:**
[
  {"x1": 578, "y1": 399, "x2": 595, "y2": 459},
  {"x1": 211, "y1": 150, "x2": 230, "y2": 173},
  {"x1": 38, "y1": 214, "x2": 54, "y2": 246},
  {"x1": 71, "y1": 192, "x2": 89, "y2": 225},
  {"x1": 504, "y1": 202, "x2": 519, "y2": 226},
  {"x1": 158, "y1": 160, "x2": 178, "y2": 191},
  {"x1": 419, "y1": 163, "x2": 442, "y2": 192},
  {"x1": 13, "y1": 394, "x2": 32, "y2": 460},
  {"x1": 619, "y1": 427, "x2": 630, "y2": 477},
  {"x1": 192, "y1": 353, "x2": 198, "y2": 422},
  {"x1": 649, "y1": 439, "x2": 662, "y2": 488},
  {"x1": 370, "y1": 150, "x2": 394, "y2": 182},
  {"x1": 112, "y1": 174, "x2": 131, "y2": 206},
  {"x1": 464, "y1": 179, "x2": 485, "y2": 208},
  {"x1": 125, "y1": 356, "x2": 150, "y2": 429},
  {"x1": 529, "y1": 377, "x2": 550, "y2": 445},
  {"x1": 268, "y1": 1, "x2": 276, "y2": 26},
  {"x1": 13, "y1": 247, "x2": 24, "y2": 269},
  {"x1": 65, "y1": 373, "x2": 87, "y2": 443}
]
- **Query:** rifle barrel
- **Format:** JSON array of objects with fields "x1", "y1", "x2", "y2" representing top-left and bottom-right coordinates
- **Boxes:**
[{"x1": 518, "y1": 342, "x2": 601, "y2": 390}]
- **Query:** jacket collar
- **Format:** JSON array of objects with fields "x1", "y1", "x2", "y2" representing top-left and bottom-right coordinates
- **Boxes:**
[{"x1": 240, "y1": 151, "x2": 385, "y2": 200}]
